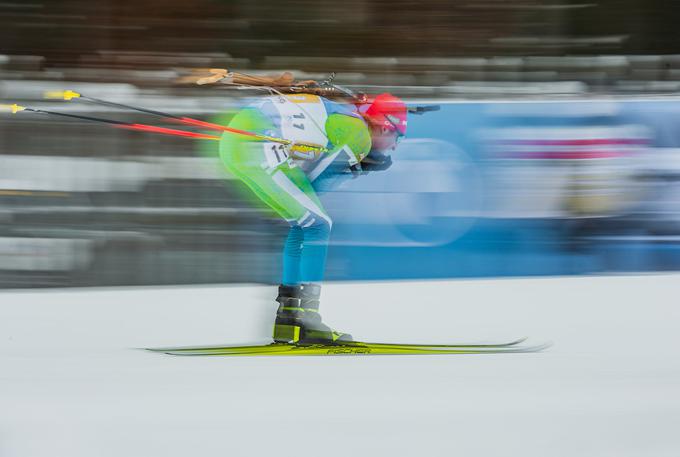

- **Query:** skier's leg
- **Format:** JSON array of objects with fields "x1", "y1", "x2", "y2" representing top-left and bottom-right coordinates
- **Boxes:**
[
  {"x1": 219, "y1": 109, "x2": 310, "y2": 285},
  {"x1": 267, "y1": 168, "x2": 349, "y2": 343},
  {"x1": 229, "y1": 163, "x2": 348, "y2": 343},
  {"x1": 219, "y1": 110, "x2": 347, "y2": 344},
  {"x1": 218, "y1": 109, "x2": 296, "y2": 219},
  {"x1": 268, "y1": 170, "x2": 349, "y2": 342},
  {"x1": 227, "y1": 166, "x2": 346, "y2": 343},
  {"x1": 221, "y1": 163, "x2": 329, "y2": 290},
  {"x1": 282, "y1": 226, "x2": 303, "y2": 286},
  {"x1": 269, "y1": 167, "x2": 332, "y2": 285}
]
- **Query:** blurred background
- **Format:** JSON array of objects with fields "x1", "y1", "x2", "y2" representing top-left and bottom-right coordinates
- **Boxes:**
[{"x1": 3, "y1": 0, "x2": 680, "y2": 287}]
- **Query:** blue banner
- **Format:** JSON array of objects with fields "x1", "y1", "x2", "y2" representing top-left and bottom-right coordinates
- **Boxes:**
[{"x1": 322, "y1": 99, "x2": 680, "y2": 280}]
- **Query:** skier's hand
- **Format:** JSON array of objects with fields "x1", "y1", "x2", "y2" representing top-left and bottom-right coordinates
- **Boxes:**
[
  {"x1": 289, "y1": 143, "x2": 323, "y2": 160},
  {"x1": 349, "y1": 163, "x2": 364, "y2": 178},
  {"x1": 361, "y1": 152, "x2": 393, "y2": 172}
]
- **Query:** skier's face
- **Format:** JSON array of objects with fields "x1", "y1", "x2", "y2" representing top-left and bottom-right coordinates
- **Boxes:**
[{"x1": 370, "y1": 124, "x2": 402, "y2": 152}]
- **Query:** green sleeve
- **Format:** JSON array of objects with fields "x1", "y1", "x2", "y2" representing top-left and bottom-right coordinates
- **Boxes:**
[{"x1": 325, "y1": 113, "x2": 372, "y2": 164}]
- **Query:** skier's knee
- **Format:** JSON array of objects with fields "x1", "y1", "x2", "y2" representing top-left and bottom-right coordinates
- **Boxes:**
[
  {"x1": 308, "y1": 217, "x2": 331, "y2": 236},
  {"x1": 299, "y1": 213, "x2": 332, "y2": 240}
]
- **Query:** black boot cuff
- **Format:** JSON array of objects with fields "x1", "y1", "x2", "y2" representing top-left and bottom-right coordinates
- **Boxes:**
[{"x1": 277, "y1": 284, "x2": 301, "y2": 300}]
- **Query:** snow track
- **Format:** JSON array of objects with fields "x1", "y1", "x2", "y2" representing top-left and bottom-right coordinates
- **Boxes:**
[{"x1": 1, "y1": 275, "x2": 679, "y2": 457}]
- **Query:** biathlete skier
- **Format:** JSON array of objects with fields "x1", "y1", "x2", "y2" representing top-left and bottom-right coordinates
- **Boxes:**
[{"x1": 219, "y1": 92, "x2": 407, "y2": 344}]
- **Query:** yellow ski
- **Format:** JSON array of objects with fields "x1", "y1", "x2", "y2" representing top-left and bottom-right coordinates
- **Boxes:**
[{"x1": 146, "y1": 338, "x2": 550, "y2": 357}]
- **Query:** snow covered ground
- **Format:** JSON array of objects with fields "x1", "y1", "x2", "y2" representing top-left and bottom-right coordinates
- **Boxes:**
[{"x1": 1, "y1": 274, "x2": 679, "y2": 457}]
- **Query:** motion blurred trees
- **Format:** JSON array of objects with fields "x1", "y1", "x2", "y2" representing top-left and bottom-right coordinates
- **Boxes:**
[{"x1": 3, "y1": 0, "x2": 680, "y2": 68}]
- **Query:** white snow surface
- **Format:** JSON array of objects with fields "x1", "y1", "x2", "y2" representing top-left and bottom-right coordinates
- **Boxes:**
[{"x1": 1, "y1": 274, "x2": 679, "y2": 457}]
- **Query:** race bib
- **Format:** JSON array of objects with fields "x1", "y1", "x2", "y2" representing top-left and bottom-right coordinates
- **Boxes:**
[
  {"x1": 274, "y1": 95, "x2": 329, "y2": 147},
  {"x1": 263, "y1": 142, "x2": 290, "y2": 169}
]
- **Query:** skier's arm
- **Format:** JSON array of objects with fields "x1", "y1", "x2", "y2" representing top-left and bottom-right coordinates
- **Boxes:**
[{"x1": 324, "y1": 113, "x2": 372, "y2": 173}]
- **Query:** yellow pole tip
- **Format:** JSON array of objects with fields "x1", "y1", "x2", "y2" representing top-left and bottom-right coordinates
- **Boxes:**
[
  {"x1": 0, "y1": 104, "x2": 25, "y2": 114},
  {"x1": 44, "y1": 90, "x2": 81, "y2": 100},
  {"x1": 64, "y1": 90, "x2": 81, "y2": 100}
]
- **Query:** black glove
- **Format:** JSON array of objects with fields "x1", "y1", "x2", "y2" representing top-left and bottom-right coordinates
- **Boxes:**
[
  {"x1": 360, "y1": 154, "x2": 392, "y2": 172},
  {"x1": 349, "y1": 163, "x2": 364, "y2": 178}
]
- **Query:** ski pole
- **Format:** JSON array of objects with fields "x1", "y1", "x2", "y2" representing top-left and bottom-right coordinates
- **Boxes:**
[
  {"x1": 2, "y1": 103, "x2": 221, "y2": 140},
  {"x1": 44, "y1": 90, "x2": 328, "y2": 153},
  {"x1": 3, "y1": 100, "x2": 327, "y2": 155}
]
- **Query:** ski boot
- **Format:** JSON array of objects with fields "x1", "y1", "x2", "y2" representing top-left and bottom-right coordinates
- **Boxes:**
[{"x1": 272, "y1": 284, "x2": 353, "y2": 345}]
